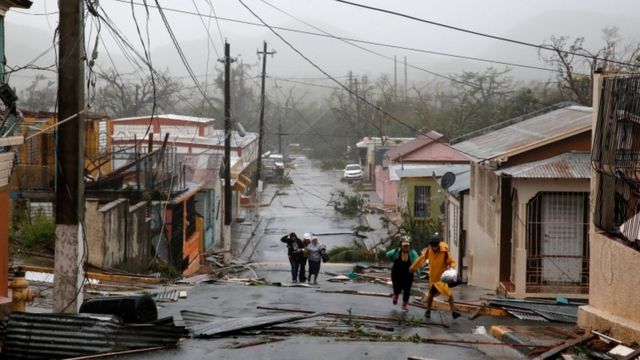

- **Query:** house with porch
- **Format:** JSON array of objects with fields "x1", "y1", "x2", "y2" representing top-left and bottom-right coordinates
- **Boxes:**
[
  {"x1": 578, "y1": 72, "x2": 640, "y2": 343},
  {"x1": 375, "y1": 131, "x2": 469, "y2": 208},
  {"x1": 452, "y1": 103, "x2": 593, "y2": 298}
]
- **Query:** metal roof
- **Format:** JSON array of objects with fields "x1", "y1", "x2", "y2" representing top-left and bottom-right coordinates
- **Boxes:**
[
  {"x1": 394, "y1": 164, "x2": 470, "y2": 180},
  {"x1": 452, "y1": 104, "x2": 592, "y2": 161},
  {"x1": 497, "y1": 151, "x2": 591, "y2": 179},
  {"x1": 385, "y1": 131, "x2": 445, "y2": 161},
  {"x1": 112, "y1": 114, "x2": 215, "y2": 123},
  {"x1": 2, "y1": 312, "x2": 187, "y2": 359}
]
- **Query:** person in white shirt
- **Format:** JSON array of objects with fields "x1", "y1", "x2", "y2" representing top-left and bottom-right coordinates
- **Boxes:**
[{"x1": 305, "y1": 237, "x2": 326, "y2": 285}]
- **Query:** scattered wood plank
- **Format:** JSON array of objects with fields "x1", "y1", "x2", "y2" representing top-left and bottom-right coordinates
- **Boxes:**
[
  {"x1": 226, "y1": 337, "x2": 285, "y2": 349},
  {"x1": 544, "y1": 326, "x2": 580, "y2": 339},
  {"x1": 316, "y1": 289, "x2": 392, "y2": 298},
  {"x1": 412, "y1": 299, "x2": 508, "y2": 317},
  {"x1": 532, "y1": 333, "x2": 597, "y2": 360},
  {"x1": 63, "y1": 346, "x2": 169, "y2": 360},
  {"x1": 14, "y1": 264, "x2": 163, "y2": 284}
]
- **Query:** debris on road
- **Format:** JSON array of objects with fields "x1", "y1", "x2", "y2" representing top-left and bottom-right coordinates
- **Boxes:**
[
  {"x1": 530, "y1": 331, "x2": 639, "y2": 359},
  {"x1": 187, "y1": 311, "x2": 324, "y2": 338},
  {"x1": 1, "y1": 312, "x2": 187, "y2": 360},
  {"x1": 224, "y1": 336, "x2": 286, "y2": 349},
  {"x1": 316, "y1": 289, "x2": 392, "y2": 298},
  {"x1": 487, "y1": 298, "x2": 578, "y2": 323}
]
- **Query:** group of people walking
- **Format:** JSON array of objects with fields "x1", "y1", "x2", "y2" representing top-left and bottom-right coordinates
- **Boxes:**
[
  {"x1": 281, "y1": 231, "x2": 460, "y2": 320},
  {"x1": 280, "y1": 232, "x2": 326, "y2": 284}
]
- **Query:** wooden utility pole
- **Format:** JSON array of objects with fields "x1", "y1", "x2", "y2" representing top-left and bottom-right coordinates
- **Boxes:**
[
  {"x1": 54, "y1": 0, "x2": 85, "y2": 313},
  {"x1": 223, "y1": 42, "x2": 232, "y2": 226},
  {"x1": 256, "y1": 41, "x2": 275, "y2": 182},
  {"x1": 394, "y1": 56, "x2": 397, "y2": 97}
]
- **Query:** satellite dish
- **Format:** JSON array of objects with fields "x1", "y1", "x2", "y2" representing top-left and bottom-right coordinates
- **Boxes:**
[{"x1": 440, "y1": 172, "x2": 456, "y2": 190}]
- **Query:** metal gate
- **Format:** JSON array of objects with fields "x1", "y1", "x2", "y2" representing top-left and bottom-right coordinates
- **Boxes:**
[{"x1": 526, "y1": 192, "x2": 589, "y2": 293}]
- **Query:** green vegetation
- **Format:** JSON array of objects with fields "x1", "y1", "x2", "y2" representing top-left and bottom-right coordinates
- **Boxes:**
[
  {"x1": 11, "y1": 213, "x2": 56, "y2": 253},
  {"x1": 327, "y1": 240, "x2": 376, "y2": 262},
  {"x1": 330, "y1": 190, "x2": 368, "y2": 216}
]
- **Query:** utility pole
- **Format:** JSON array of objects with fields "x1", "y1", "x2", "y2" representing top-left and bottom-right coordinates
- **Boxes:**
[
  {"x1": 54, "y1": 0, "x2": 85, "y2": 313},
  {"x1": 404, "y1": 56, "x2": 408, "y2": 100},
  {"x1": 223, "y1": 41, "x2": 233, "y2": 226},
  {"x1": 256, "y1": 41, "x2": 275, "y2": 183},
  {"x1": 394, "y1": 56, "x2": 398, "y2": 97}
]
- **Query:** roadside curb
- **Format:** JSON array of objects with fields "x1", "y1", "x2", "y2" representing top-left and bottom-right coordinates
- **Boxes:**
[{"x1": 490, "y1": 325, "x2": 537, "y2": 356}]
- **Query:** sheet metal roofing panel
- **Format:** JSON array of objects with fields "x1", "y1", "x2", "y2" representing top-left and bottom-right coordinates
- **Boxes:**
[
  {"x1": 2, "y1": 312, "x2": 187, "y2": 360},
  {"x1": 112, "y1": 114, "x2": 215, "y2": 123},
  {"x1": 452, "y1": 105, "x2": 592, "y2": 161},
  {"x1": 191, "y1": 312, "x2": 323, "y2": 338},
  {"x1": 385, "y1": 131, "x2": 443, "y2": 161},
  {"x1": 497, "y1": 151, "x2": 591, "y2": 179},
  {"x1": 394, "y1": 164, "x2": 470, "y2": 179}
]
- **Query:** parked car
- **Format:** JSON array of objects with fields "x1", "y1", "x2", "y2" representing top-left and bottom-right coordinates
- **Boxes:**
[
  {"x1": 343, "y1": 163, "x2": 363, "y2": 180},
  {"x1": 269, "y1": 153, "x2": 285, "y2": 169}
]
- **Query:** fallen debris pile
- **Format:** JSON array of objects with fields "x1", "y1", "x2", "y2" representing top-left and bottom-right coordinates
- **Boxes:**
[{"x1": 532, "y1": 330, "x2": 639, "y2": 359}]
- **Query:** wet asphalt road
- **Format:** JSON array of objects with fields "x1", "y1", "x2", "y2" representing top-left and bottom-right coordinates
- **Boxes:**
[{"x1": 117, "y1": 155, "x2": 524, "y2": 360}]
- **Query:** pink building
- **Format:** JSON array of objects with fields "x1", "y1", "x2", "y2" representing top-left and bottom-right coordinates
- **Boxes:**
[{"x1": 375, "y1": 131, "x2": 469, "y2": 208}]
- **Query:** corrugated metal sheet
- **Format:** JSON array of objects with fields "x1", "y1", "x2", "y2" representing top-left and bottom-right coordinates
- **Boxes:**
[
  {"x1": 153, "y1": 288, "x2": 180, "y2": 303},
  {"x1": 191, "y1": 312, "x2": 324, "y2": 338},
  {"x1": 180, "y1": 310, "x2": 230, "y2": 327},
  {"x1": 452, "y1": 105, "x2": 592, "y2": 161},
  {"x1": 497, "y1": 151, "x2": 591, "y2": 179},
  {"x1": 504, "y1": 309, "x2": 547, "y2": 322},
  {"x1": 1, "y1": 312, "x2": 187, "y2": 360},
  {"x1": 489, "y1": 299, "x2": 578, "y2": 323}
]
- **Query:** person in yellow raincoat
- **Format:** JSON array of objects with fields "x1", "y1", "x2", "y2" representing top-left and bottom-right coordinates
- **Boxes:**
[{"x1": 409, "y1": 234, "x2": 461, "y2": 320}]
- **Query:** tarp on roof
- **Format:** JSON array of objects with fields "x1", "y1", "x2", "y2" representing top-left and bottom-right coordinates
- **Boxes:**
[{"x1": 452, "y1": 104, "x2": 592, "y2": 161}]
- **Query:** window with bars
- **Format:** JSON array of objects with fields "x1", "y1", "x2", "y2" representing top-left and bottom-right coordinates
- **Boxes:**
[{"x1": 414, "y1": 185, "x2": 430, "y2": 218}]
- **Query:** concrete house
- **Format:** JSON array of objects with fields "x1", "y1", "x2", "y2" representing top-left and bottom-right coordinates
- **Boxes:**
[
  {"x1": 394, "y1": 164, "x2": 469, "y2": 229},
  {"x1": 375, "y1": 131, "x2": 469, "y2": 208},
  {"x1": 578, "y1": 73, "x2": 640, "y2": 343},
  {"x1": 452, "y1": 103, "x2": 593, "y2": 298}
]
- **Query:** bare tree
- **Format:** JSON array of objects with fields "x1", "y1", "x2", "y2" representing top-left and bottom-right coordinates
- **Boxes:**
[
  {"x1": 93, "y1": 69, "x2": 183, "y2": 118},
  {"x1": 19, "y1": 75, "x2": 56, "y2": 112},
  {"x1": 539, "y1": 27, "x2": 640, "y2": 106}
]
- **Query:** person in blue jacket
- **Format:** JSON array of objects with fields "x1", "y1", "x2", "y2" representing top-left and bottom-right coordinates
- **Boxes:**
[{"x1": 386, "y1": 236, "x2": 419, "y2": 312}]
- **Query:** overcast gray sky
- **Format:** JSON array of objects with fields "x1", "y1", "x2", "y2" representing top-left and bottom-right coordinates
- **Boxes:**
[{"x1": 6, "y1": 0, "x2": 640, "y2": 94}]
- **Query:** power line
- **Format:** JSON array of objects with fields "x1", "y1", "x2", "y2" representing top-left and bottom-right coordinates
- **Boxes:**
[
  {"x1": 335, "y1": 0, "x2": 640, "y2": 69},
  {"x1": 110, "y1": 0, "x2": 561, "y2": 74},
  {"x1": 260, "y1": 0, "x2": 480, "y2": 88},
  {"x1": 237, "y1": 0, "x2": 427, "y2": 138}
]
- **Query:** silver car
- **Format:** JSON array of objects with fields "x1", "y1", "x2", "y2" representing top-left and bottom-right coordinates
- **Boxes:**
[{"x1": 343, "y1": 163, "x2": 363, "y2": 180}]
